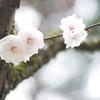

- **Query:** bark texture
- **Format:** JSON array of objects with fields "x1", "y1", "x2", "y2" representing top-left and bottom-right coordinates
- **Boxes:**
[
  {"x1": 0, "y1": 0, "x2": 20, "y2": 99},
  {"x1": 0, "y1": 0, "x2": 20, "y2": 39},
  {"x1": 0, "y1": 38, "x2": 66, "y2": 100}
]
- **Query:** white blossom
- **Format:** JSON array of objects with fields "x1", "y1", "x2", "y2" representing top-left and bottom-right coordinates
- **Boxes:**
[
  {"x1": 64, "y1": 31, "x2": 87, "y2": 48},
  {"x1": 59, "y1": 14, "x2": 86, "y2": 35},
  {"x1": 0, "y1": 25, "x2": 45, "y2": 64},
  {"x1": 18, "y1": 25, "x2": 45, "y2": 56},
  {"x1": 59, "y1": 14, "x2": 88, "y2": 48},
  {"x1": 0, "y1": 35, "x2": 15, "y2": 45},
  {"x1": 0, "y1": 35, "x2": 29, "y2": 64}
]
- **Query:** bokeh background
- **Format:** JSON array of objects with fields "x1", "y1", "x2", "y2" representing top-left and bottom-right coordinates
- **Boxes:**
[{"x1": 6, "y1": 0, "x2": 100, "y2": 100}]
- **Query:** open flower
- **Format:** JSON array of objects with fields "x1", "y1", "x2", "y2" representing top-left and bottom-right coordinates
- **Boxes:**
[
  {"x1": 18, "y1": 25, "x2": 45, "y2": 56},
  {"x1": 59, "y1": 14, "x2": 86, "y2": 35},
  {"x1": 59, "y1": 14, "x2": 88, "y2": 48},
  {"x1": 0, "y1": 35, "x2": 29, "y2": 64},
  {"x1": 64, "y1": 31, "x2": 87, "y2": 48},
  {"x1": 0, "y1": 25, "x2": 44, "y2": 64}
]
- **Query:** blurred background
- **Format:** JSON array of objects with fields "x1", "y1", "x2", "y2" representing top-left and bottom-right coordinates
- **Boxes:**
[{"x1": 7, "y1": 0, "x2": 100, "y2": 100}]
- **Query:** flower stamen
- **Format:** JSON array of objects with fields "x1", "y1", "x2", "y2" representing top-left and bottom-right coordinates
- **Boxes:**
[
  {"x1": 27, "y1": 38, "x2": 33, "y2": 45},
  {"x1": 69, "y1": 26, "x2": 74, "y2": 30},
  {"x1": 11, "y1": 46, "x2": 19, "y2": 53},
  {"x1": 72, "y1": 37, "x2": 76, "y2": 40}
]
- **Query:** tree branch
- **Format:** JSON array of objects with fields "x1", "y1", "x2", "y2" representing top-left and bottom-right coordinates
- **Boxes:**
[
  {"x1": 44, "y1": 22, "x2": 100, "y2": 40},
  {"x1": 0, "y1": 0, "x2": 20, "y2": 39},
  {"x1": 0, "y1": 0, "x2": 20, "y2": 99},
  {"x1": 85, "y1": 22, "x2": 100, "y2": 30}
]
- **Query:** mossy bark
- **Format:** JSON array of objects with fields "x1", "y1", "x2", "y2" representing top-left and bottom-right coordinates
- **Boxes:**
[
  {"x1": 0, "y1": 0, "x2": 20, "y2": 99},
  {"x1": 0, "y1": 38, "x2": 66, "y2": 100},
  {"x1": 0, "y1": 0, "x2": 66, "y2": 99}
]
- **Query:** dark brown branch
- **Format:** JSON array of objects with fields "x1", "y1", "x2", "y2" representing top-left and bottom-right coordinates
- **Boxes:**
[
  {"x1": 85, "y1": 22, "x2": 100, "y2": 30},
  {"x1": 44, "y1": 34, "x2": 62, "y2": 41},
  {"x1": 44, "y1": 22, "x2": 100, "y2": 40},
  {"x1": 0, "y1": 0, "x2": 20, "y2": 99},
  {"x1": 0, "y1": 0, "x2": 20, "y2": 39}
]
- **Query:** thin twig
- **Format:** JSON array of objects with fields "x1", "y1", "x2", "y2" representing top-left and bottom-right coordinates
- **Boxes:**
[
  {"x1": 85, "y1": 22, "x2": 100, "y2": 30},
  {"x1": 44, "y1": 34, "x2": 62, "y2": 41},
  {"x1": 44, "y1": 22, "x2": 100, "y2": 40}
]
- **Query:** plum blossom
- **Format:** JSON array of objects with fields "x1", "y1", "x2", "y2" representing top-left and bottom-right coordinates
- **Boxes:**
[
  {"x1": 18, "y1": 25, "x2": 45, "y2": 56},
  {"x1": 59, "y1": 14, "x2": 87, "y2": 48},
  {"x1": 0, "y1": 25, "x2": 45, "y2": 64}
]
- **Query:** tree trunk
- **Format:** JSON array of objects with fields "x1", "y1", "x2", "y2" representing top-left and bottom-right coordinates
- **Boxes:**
[
  {"x1": 0, "y1": 0, "x2": 20, "y2": 39},
  {"x1": 0, "y1": 1, "x2": 66, "y2": 99},
  {"x1": 0, "y1": 39, "x2": 66, "y2": 100},
  {"x1": 0, "y1": 0, "x2": 20, "y2": 99}
]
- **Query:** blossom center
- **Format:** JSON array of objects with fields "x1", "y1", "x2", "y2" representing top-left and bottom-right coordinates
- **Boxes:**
[
  {"x1": 72, "y1": 37, "x2": 77, "y2": 40},
  {"x1": 11, "y1": 46, "x2": 19, "y2": 53},
  {"x1": 69, "y1": 25, "x2": 74, "y2": 30},
  {"x1": 27, "y1": 38, "x2": 33, "y2": 45}
]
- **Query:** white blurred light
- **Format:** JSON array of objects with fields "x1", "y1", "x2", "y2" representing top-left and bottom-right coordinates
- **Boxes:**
[
  {"x1": 35, "y1": 89, "x2": 69, "y2": 100},
  {"x1": 83, "y1": 51, "x2": 100, "y2": 99},
  {"x1": 15, "y1": 2, "x2": 42, "y2": 30},
  {"x1": 38, "y1": 62, "x2": 70, "y2": 87},
  {"x1": 74, "y1": 0, "x2": 98, "y2": 23},
  {"x1": 37, "y1": 49, "x2": 88, "y2": 88},
  {"x1": 5, "y1": 77, "x2": 37, "y2": 100}
]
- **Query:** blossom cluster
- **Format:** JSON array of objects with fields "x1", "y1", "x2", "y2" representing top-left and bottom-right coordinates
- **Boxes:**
[
  {"x1": 59, "y1": 14, "x2": 87, "y2": 48},
  {"x1": 0, "y1": 25, "x2": 45, "y2": 65},
  {"x1": 0, "y1": 14, "x2": 88, "y2": 64}
]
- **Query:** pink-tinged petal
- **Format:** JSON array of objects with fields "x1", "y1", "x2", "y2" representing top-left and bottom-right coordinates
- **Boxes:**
[
  {"x1": 0, "y1": 25, "x2": 45, "y2": 64},
  {"x1": 59, "y1": 14, "x2": 88, "y2": 48},
  {"x1": 59, "y1": 14, "x2": 87, "y2": 33},
  {"x1": 18, "y1": 25, "x2": 45, "y2": 55},
  {"x1": 64, "y1": 32, "x2": 87, "y2": 48},
  {"x1": 0, "y1": 35, "x2": 30, "y2": 64}
]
